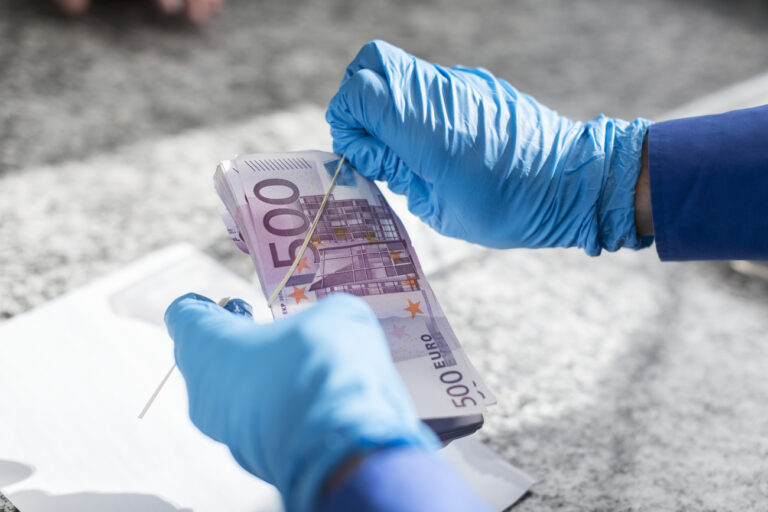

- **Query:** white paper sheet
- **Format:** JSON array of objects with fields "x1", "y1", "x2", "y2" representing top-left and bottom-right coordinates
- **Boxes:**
[
  {"x1": 0, "y1": 245, "x2": 280, "y2": 512},
  {"x1": 0, "y1": 244, "x2": 532, "y2": 511}
]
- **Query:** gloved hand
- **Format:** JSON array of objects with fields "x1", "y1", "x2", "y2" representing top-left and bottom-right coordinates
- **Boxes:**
[
  {"x1": 164, "y1": 292, "x2": 438, "y2": 512},
  {"x1": 326, "y1": 40, "x2": 653, "y2": 256}
]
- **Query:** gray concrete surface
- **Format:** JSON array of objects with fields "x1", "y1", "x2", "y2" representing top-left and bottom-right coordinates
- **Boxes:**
[
  {"x1": 3, "y1": 0, "x2": 768, "y2": 173},
  {"x1": 3, "y1": 0, "x2": 768, "y2": 511}
]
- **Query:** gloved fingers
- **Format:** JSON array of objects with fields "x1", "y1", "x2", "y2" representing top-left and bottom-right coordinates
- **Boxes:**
[
  {"x1": 327, "y1": 68, "x2": 429, "y2": 182},
  {"x1": 220, "y1": 297, "x2": 254, "y2": 319},
  {"x1": 330, "y1": 127, "x2": 408, "y2": 185},
  {"x1": 331, "y1": 42, "x2": 421, "y2": 175},
  {"x1": 450, "y1": 64, "x2": 497, "y2": 82},
  {"x1": 330, "y1": 128, "x2": 438, "y2": 224},
  {"x1": 327, "y1": 68, "x2": 399, "y2": 151},
  {"x1": 165, "y1": 292, "x2": 216, "y2": 326},
  {"x1": 403, "y1": 174, "x2": 439, "y2": 225},
  {"x1": 164, "y1": 293, "x2": 264, "y2": 449},
  {"x1": 341, "y1": 40, "x2": 411, "y2": 82},
  {"x1": 164, "y1": 292, "x2": 255, "y2": 374},
  {"x1": 302, "y1": 294, "x2": 394, "y2": 360},
  {"x1": 312, "y1": 293, "x2": 378, "y2": 323}
]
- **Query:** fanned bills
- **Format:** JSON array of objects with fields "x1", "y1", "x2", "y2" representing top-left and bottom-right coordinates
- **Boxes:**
[{"x1": 214, "y1": 150, "x2": 495, "y2": 426}]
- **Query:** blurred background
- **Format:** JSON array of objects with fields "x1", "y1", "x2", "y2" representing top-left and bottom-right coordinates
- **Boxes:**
[{"x1": 2, "y1": 1, "x2": 768, "y2": 511}]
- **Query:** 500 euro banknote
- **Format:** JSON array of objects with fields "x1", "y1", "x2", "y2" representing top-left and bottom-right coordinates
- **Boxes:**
[{"x1": 214, "y1": 151, "x2": 495, "y2": 421}]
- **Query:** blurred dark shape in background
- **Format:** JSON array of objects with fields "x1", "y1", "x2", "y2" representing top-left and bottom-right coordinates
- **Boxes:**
[{"x1": 51, "y1": 0, "x2": 225, "y2": 25}]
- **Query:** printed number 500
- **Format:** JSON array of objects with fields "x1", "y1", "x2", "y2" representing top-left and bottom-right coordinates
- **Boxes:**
[{"x1": 440, "y1": 370, "x2": 477, "y2": 408}]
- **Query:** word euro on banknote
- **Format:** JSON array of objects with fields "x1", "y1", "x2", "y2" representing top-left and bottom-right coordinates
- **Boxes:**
[{"x1": 214, "y1": 151, "x2": 495, "y2": 433}]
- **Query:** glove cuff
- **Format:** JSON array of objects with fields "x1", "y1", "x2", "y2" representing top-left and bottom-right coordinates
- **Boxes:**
[{"x1": 588, "y1": 116, "x2": 654, "y2": 255}]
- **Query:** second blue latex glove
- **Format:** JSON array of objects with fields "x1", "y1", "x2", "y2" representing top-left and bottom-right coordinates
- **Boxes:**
[
  {"x1": 326, "y1": 40, "x2": 653, "y2": 255},
  {"x1": 164, "y1": 293, "x2": 439, "y2": 512}
]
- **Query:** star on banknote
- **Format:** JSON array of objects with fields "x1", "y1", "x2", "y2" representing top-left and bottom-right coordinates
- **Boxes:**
[
  {"x1": 295, "y1": 256, "x2": 310, "y2": 274},
  {"x1": 288, "y1": 286, "x2": 309, "y2": 304},
  {"x1": 388, "y1": 250, "x2": 404, "y2": 264},
  {"x1": 334, "y1": 227, "x2": 349, "y2": 240},
  {"x1": 404, "y1": 299, "x2": 423, "y2": 318},
  {"x1": 388, "y1": 324, "x2": 408, "y2": 340},
  {"x1": 402, "y1": 274, "x2": 419, "y2": 291}
]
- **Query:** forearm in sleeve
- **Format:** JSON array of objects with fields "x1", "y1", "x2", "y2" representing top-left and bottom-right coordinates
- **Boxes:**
[
  {"x1": 318, "y1": 447, "x2": 492, "y2": 512},
  {"x1": 647, "y1": 104, "x2": 768, "y2": 261}
]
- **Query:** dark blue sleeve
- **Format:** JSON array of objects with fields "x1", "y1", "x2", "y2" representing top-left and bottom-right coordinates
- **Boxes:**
[
  {"x1": 317, "y1": 447, "x2": 492, "y2": 512},
  {"x1": 648, "y1": 104, "x2": 768, "y2": 261}
]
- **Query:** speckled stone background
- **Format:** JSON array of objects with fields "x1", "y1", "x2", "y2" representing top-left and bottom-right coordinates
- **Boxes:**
[{"x1": 2, "y1": 0, "x2": 768, "y2": 511}]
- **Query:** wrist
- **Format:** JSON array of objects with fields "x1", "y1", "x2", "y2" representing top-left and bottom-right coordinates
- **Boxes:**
[
  {"x1": 633, "y1": 136, "x2": 653, "y2": 237},
  {"x1": 593, "y1": 116, "x2": 654, "y2": 254},
  {"x1": 322, "y1": 452, "x2": 369, "y2": 496}
]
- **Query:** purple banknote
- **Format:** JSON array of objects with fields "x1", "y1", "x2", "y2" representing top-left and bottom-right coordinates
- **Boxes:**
[{"x1": 215, "y1": 151, "x2": 495, "y2": 420}]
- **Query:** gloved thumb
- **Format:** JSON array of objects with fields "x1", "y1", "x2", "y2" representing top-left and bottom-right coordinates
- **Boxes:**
[
  {"x1": 220, "y1": 297, "x2": 254, "y2": 319},
  {"x1": 164, "y1": 292, "x2": 255, "y2": 375},
  {"x1": 165, "y1": 292, "x2": 218, "y2": 341}
]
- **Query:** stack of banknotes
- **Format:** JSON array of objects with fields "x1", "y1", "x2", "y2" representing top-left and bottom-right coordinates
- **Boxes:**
[{"x1": 214, "y1": 150, "x2": 495, "y2": 443}]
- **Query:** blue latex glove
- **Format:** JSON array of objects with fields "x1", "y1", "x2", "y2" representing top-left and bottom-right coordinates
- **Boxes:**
[
  {"x1": 164, "y1": 292, "x2": 439, "y2": 512},
  {"x1": 326, "y1": 40, "x2": 653, "y2": 256}
]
